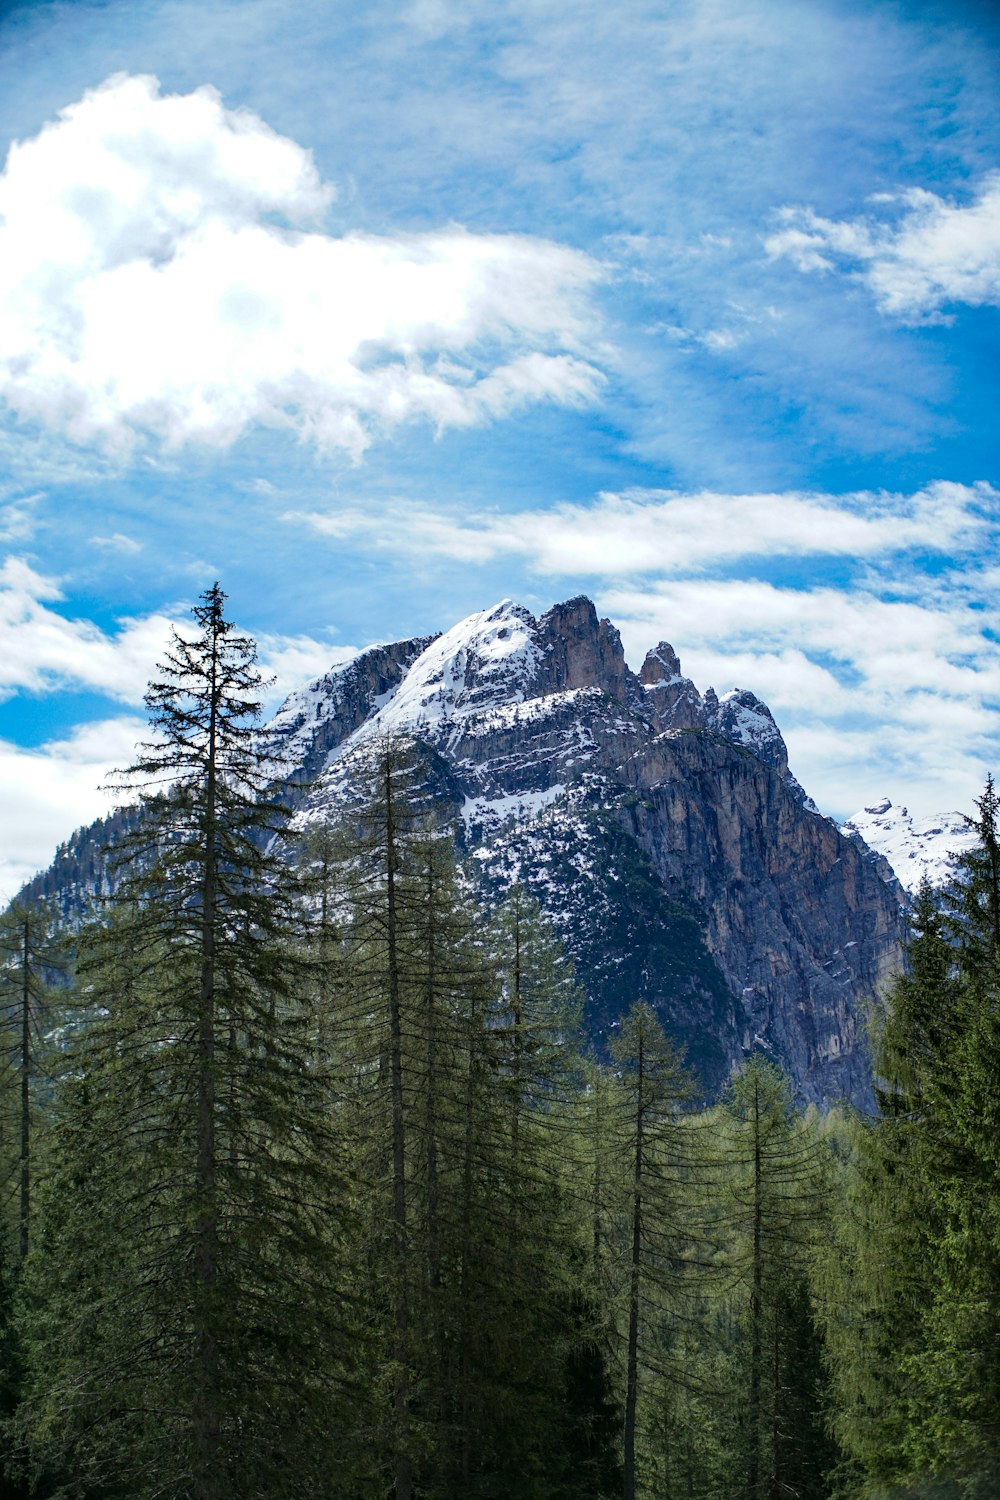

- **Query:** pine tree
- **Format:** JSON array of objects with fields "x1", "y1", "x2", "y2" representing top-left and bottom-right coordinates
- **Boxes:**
[{"x1": 16, "y1": 584, "x2": 354, "y2": 1499}]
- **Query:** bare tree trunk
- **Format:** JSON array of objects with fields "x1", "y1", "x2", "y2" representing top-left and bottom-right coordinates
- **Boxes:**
[
  {"x1": 459, "y1": 1028, "x2": 478, "y2": 1489},
  {"x1": 770, "y1": 1309, "x2": 782, "y2": 1500},
  {"x1": 423, "y1": 857, "x2": 445, "y2": 1379},
  {"x1": 748, "y1": 1076, "x2": 763, "y2": 1500},
  {"x1": 510, "y1": 898, "x2": 523, "y2": 1236}
]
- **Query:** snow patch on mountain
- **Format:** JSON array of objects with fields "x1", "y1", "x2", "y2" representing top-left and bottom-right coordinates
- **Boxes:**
[
  {"x1": 265, "y1": 660, "x2": 356, "y2": 769},
  {"x1": 461, "y1": 784, "x2": 566, "y2": 836},
  {"x1": 840, "y1": 797, "x2": 976, "y2": 892},
  {"x1": 364, "y1": 600, "x2": 541, "y2": 740}
]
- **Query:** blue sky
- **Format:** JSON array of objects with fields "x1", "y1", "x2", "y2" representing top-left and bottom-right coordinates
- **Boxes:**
[{"x1": 0, "y1": 0, "x2": 998, "y2": 894}]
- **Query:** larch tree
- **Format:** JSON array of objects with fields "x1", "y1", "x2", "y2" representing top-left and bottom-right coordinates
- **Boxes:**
[
  {"x1": 719, "y1": 1055, "x2": 834, "y2": 1500},
  {"x1": 608, "y1": 1000, "x2": 695, "y2": 1500}
]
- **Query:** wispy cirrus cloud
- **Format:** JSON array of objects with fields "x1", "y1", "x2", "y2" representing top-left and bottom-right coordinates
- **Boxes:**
[
  {"x1": 765, "y1": 173, "x2": 1000, "y2": 320},
  {"x1": 286, "y1": 480, "x2": 994, "y2": 573},
  {"x1": 0, "y1": 73, "x2": 605, "y2": 461}
]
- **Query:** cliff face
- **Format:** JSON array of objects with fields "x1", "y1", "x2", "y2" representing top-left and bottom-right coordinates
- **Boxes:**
[{"x1": 20, "y1": 595, "x2": 907, "y2": 1104}]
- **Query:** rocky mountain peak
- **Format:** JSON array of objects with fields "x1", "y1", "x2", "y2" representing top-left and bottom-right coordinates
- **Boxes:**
[
  {"x1": 536, "y1": 595, "x2": 637, "y2": 705},
  {"x1": 366, "y1": 600, "x2": 542, "y2": 737},
  {"x1": 640, "y1": 641, "x2": 705, "y2": 731},
  {"x1": 705, "y1": 688, "x2": 789, "y2": 776},
  {"x1": 639, "y1": 641, "x2": 684, "y2": 685},
  {"x1": 18, "y1": 592, "x2": 910, "y2": 1106}
]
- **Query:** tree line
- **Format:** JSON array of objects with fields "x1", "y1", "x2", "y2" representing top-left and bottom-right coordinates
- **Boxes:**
[{"x1": 0, "y1": 585, "x2": 997, "y2": 1499}]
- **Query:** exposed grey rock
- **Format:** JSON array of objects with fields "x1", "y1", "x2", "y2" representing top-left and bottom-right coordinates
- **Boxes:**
[{"x1": 639, "y1": 642, "x2": 705, "y2": 730}]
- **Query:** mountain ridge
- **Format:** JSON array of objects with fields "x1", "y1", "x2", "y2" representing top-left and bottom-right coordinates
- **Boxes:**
[{"x1": 21, "y1": 594, "x2": 908, "y2": 1105}]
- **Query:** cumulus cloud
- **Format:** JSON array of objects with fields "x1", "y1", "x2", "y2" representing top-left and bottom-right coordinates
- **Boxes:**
[
  {"x1": 0, "y1": 559, "x2": 351, "y2": 707},
  {"x1": 287, "y1": 479, "x2": 993, "y2": 574},
  {"x1": 0, "y1": 716, "x2": 146, "y2": 899},
  {"x1": 0, "y1": 74, "x2": 605, "y2": 459},
  {"x1": 255, "y1": 634, "x2": 357, "y2": 710},
  {"x1": 0, "y1": 557, "x2": 177, "y2": 701},
  {"x1": 765, "y1": 174, "x2": 1000, "y2": 319}
]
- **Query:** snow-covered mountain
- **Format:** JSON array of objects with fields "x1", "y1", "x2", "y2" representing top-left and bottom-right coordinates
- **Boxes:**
[
  {"x1": 841, "y1": 797, "x2": 976, "y2": 893},
  {"x1": 23, "y1": 596, "x2": 908, "y2": 1105}
]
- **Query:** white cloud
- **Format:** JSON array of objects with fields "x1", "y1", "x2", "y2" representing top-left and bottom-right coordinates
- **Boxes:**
[
  {"x1": 90, "y1": 532, "x2": 142, "y2": 553},
  {"x1": 287, "y1": 479, "x2": 999, "y2": 819},
  {"x1": 0, "y1": 74, "x2": 605, "y2": 460},
  {"x1": 0, "y1": 559, "x2": 347, "y2": 709},
  {"x1": 0, "y1": 556, "x2": 178, "y2": 701},
  {"x1": 256, "y1": 634, "x2": 357, "y2": 710},
  {"x1": 287, "y1": 479, "x2": 992, "y2": 575},
  {"x1": 0, "y1": 493, "x2": 42, "y2": 542},
  {"x1": 765, "y1": 173, "x2": 1000, "y2": 319},
  {"x1": 0, "y1": 715, "x2": 145, "y2": 899}
]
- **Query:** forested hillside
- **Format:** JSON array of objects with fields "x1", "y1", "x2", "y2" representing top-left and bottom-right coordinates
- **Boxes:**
[{"x1": 1, "y1": 588, "x2": 998, "y2": 1500}]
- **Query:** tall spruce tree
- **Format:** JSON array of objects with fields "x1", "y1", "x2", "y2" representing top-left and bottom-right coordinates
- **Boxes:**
[
  {"x1": 16, "y1": 584, "x2": 354, "y2": 1500},
  {"x1": 822, "y1": 783, "x2": 1000, "y2": 1496}
]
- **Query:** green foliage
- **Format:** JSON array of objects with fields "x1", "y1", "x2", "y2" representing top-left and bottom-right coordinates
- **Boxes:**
[
  {"x1": 821, "y1": 778, "x2": 1000, "y2": 1498},
  {"x1": 14, "y1": 596, "x2": 999, "y2": 1500},
  {"x1": 13, "y1": 586, "x2": 356, "y2": 1499}
]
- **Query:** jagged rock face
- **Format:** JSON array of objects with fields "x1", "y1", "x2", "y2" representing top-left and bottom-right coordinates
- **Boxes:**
[
  {"x1": 639, "y1": 643, "x2": 705, "y2": 730},
  {"x1": 536, "y1": 596, "x2": 638, "y2": 706},
  {"x1": 266, "y1": 634, "x2": 436, "y2": 785},
  {"x1": 20, "y1": 594, "x2": 907, "y2": 1105}
]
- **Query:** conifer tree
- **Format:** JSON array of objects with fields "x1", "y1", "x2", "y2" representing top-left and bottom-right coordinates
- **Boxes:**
[
  {"x1": 608, "y1": 1001, "x2": 694, "y2": 1500},
  {"x1": 822, "y1": 784, "x2": 1000, "y2": 1495},
  {"x1": 16, "y1": 584, "x2": 353, "y2": 1500},
  {"x1": 0, "y1": 900, "x2": 63, "y2": 1261},
  {"x1": 719, "y1": 1055, "x2": 832, "y2": 1500}
]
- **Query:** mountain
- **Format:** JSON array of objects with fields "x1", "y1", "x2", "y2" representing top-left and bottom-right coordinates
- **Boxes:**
[
  {"x1": 22, "y1": 595, "x2": 907, "y2": 1105},
  {"x1": 840, "y1": 797, "x2": 976, "y2": 893}
]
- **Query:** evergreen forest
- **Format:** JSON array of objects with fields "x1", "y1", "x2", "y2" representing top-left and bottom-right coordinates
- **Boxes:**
[{"x1": 1, "y1": 585, "x2": 999, "y2": 1500}]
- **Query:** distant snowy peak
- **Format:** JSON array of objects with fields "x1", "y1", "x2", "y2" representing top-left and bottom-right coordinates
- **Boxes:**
[{"x1": 840, "y1": 797, "x2": 976, "y2": 892}]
